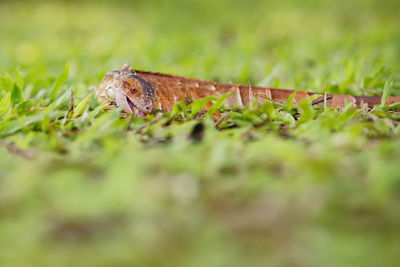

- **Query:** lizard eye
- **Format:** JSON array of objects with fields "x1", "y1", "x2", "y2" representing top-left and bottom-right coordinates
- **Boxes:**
[{"x1": 132, "y1": 88, "x2": 138, "y2": 93}]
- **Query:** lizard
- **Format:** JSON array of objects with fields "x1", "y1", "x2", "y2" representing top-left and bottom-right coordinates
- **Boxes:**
[{"x1": 96, "y1": 63, "x2": 400, "y2": 117}]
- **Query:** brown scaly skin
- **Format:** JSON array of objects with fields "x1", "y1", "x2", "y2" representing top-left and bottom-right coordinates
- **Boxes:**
[{"x1": 96, "y1": 63, "x2": 400, "y2": 116}]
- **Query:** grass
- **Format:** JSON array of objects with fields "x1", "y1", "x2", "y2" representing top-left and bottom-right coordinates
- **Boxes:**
[{"x1": 1, "y1": 0, "x2": 400, "y2": 266}]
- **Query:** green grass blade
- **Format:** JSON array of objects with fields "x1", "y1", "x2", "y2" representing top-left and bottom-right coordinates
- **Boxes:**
[
  {"x1": 381, "y1": 77, "x2": 393, "y2": 106},
  {"x1": 50, "y1": 63, "x2": 69, "y2": 99},
  {"x1": 74, "y1": 93, "x2": 93, "y2": 118},
  {"x1": 286, "y1": 91, "x2": 296, "y2": 110},
  {"x1": 206, "y1": 92, "x2": 232, "y2": 116},
  {"x1": 189, "y1": 96, "x2": 217, "y2": 119},
  {"x1": 0, "y1": 92, "x2": 11, "y2": 115}
]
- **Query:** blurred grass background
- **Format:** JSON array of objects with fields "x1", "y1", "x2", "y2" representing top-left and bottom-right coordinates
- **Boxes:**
[{"x1": 1, "y1": 0, "x2": 400, "y2": 266}]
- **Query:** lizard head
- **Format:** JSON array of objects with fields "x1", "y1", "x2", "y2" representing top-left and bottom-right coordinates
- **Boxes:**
[{"x1": 97, "y1": 63, "x2": 155, "y2": 117}]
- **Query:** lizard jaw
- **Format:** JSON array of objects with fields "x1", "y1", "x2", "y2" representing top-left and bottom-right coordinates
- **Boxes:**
[{"x1": 126, "y1": 96, "x2": 147, "y2": 117}]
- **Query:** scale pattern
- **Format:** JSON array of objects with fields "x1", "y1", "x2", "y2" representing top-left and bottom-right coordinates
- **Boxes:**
[{"x1": 134, "y1": 70, "x2": 400, "y2": 111}]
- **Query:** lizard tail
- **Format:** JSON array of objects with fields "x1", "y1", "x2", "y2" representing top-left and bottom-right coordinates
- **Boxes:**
[
  {"x1": 267, "y1": 88, "x2": 400, "y2": 109},
  {"x1": 239, "y1": 86, "x2": 400, "y2": 109}
]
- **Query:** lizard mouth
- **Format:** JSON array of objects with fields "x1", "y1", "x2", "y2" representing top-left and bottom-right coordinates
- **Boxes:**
[{"x1": 126, "y1": 96, "x2": 147, "y2": 118}]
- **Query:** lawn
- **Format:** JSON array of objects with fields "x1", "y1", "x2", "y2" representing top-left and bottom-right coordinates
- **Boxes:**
[{"x1": 1, "y1": 0, "x2": 400, "y2": 266}]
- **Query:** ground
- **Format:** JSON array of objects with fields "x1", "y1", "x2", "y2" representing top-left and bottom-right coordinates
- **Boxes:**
[{"x1": 0, "y1": 0, "x2": 400, "y2": 266}]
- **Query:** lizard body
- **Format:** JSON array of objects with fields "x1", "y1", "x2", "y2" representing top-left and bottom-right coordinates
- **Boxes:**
[{"x1": 96, "y1": 63, "x2": 400, "y2": 116}]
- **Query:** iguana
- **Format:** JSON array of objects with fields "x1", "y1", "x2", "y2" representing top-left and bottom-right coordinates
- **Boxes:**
[{"x1": 96, "y1": 63, "x2": 400, "y2": 117}]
